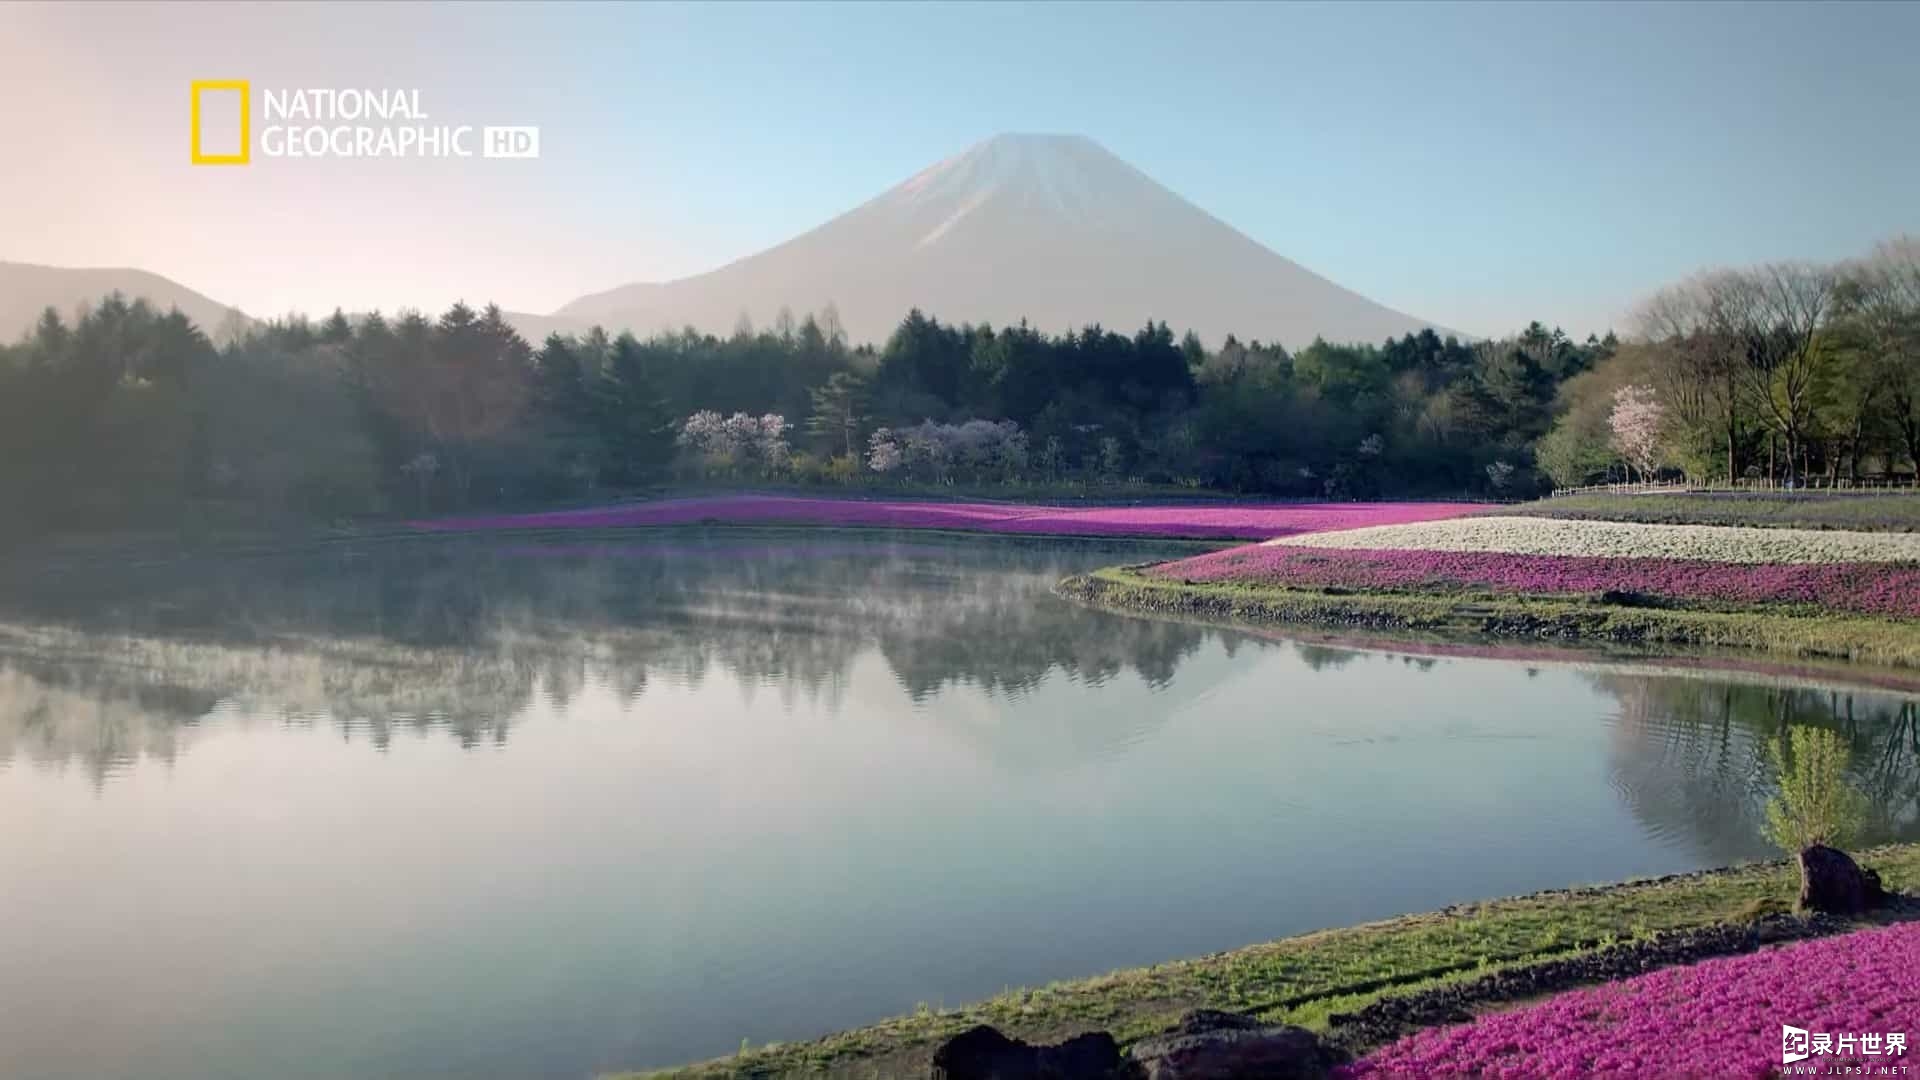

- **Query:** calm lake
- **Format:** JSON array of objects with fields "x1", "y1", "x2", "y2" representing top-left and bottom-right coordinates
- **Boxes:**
[{"x1": 2, "y1": 531, "x2": 1917, "y2": 1079}]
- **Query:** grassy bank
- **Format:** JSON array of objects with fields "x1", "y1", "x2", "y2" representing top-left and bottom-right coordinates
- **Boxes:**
[
  {"x1": 1057, "y1": 566, "x2": 1920, "y2": 669},
  {"x1": 627, "y1": 845, "x2": 1920, "y2": 1079}
]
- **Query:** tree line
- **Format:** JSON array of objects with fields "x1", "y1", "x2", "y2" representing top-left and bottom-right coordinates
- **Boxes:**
[
  {"x1": 0, "y1": 302, "x2": 1611, "y2": 535},
  {"x1": 2, "y1": 237, "x2": 1909, "y2": 535},
  {"x1": 1541, "y1": 237, "x2": 1920, "y2": 488}
]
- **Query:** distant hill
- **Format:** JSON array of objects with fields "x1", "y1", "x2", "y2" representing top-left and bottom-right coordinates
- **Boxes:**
[
  {"x1": 554, "y1": 133, "x2": 1456, "y2": 350},
  {"x1": 499, "y1": 310, "x2": 594, "y2": 344},
  {"x1": 0, "y1": 260, "x2": 586, "y2": 348},
  {"x1": 0, "y1": 261, "x2": 253, "y2": 343}
]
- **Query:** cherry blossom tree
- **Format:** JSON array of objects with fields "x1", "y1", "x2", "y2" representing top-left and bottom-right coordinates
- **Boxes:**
[
  {"x1": 1609, "y1": 384, "x2": 1666, "y2": 482},
  {"x1": 865, "y1": 420, "x2": 1027, "y2": 483},
  {"x1": 866, "y1": 428, "x2": 902, "y2": 474},
  {"x1": 677, "y1": 411, "x2": 790, "y2": 476}
]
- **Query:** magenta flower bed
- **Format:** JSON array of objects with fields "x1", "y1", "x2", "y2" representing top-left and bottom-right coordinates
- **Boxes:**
[
  {"x1": 413, "y1": 495, "x2": 1481, "y2": 541},
  {"x1": 1151, "y1": 545, "x2": 1920, "y2": 618},
  {"x1": 1340, "y1": 920, "x2": 1920, "y2": 1078}
]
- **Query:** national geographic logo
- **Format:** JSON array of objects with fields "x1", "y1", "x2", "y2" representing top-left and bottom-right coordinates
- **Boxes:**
[
  {"x1": 189, "y1": 81, "x2": 539, "y2": 163},
  {"x1": 189, "y1": 80, "x2": 250, "y2": 165}
]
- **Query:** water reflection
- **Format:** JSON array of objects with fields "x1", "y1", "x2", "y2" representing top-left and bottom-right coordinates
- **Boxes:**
[
  {"x1": 0, "y1": 534, "x2": 1217, "y2": 781},
  {"x1": 1602, "y1": 677, "x2": 1920, "y2": 863},
  {"x1": 4, "y1": 531, "x2": 1915, "y2": 844},
  {"x1": 1, "y1": 531, "x2": 1918, "y2": 1079}
]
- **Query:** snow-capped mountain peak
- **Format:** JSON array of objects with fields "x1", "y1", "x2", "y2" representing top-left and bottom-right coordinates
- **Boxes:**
[{"x1": 555, "y1": 133, "x2": 1452, "y2": 348}]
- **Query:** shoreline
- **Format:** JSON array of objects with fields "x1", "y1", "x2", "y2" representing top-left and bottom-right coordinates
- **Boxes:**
[
  {"x1": 627, "y1": 845, "x2": 1920, "y2": 1079},
  {"x1": 410, "y1": 493, "x2": 1484, "y2": 543},
  {"x1": 1056, "y1": 565, "x2": 1920, "y2": 670},
  {"x1": 1063, "y1": 578, "x2": 1920, "y2": 695}
]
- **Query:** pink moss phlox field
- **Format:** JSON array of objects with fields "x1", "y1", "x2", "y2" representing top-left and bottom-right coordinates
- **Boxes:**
[
  {"x1": 1152, "y1": 544, "x2": 1920, "y2": 618},
  {"x1": 1340, "y1": 921, "x2": 1920, "y2": 1078},
  {"x1": 414, "y1": 495, "x2": 1482, "y2": 541}
]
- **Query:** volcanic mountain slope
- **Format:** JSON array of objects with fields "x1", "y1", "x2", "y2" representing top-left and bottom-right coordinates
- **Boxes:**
[
  {"x1": 556, "y1": 133, "x2": 1454, "y2": 349},
  {"x1": 2, "y1": 135, "x2": 1454, "y2": 349}
]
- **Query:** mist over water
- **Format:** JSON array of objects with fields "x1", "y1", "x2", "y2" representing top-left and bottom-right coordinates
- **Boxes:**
[{"x1": 1, "y1": 531, "x2": 1915, "y2": 1078}]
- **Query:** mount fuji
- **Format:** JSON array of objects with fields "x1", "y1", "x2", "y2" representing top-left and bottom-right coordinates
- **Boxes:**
[
  {"x1": 555, "y1": 133, "x2": 1454, "y2": 349},
  {"x1": 0, "y1": 135, "x2": 1454, "y2": 350}
]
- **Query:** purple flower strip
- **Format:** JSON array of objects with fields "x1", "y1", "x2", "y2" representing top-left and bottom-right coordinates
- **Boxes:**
[{"x1": 1151, "y1": 544, "x2": 1920, "y2": 618}]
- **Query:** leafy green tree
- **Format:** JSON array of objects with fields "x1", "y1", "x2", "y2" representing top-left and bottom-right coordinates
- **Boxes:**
[
  {"x1": 1535, "y1": 418, "x2": 1615, "y2": 487},
  {"x1": 320, "y1": 308, "x2": 353, "y2": 345},
  {"x1": 806, "y1": 371, "x2": 869, "y2": 459},
  {"x1": 1836, "y1": 238, "x2": 1920, "y2": 475},
  {"x1": 593, "y1": 332, "x2": 674, "y2": 484},
  {"x1": 1180, "y1": 329, "x2": 1207, "y2": 372},
  {"x1": 1293, "y1": 337, "x2": 1388, "y2": 410},
  {"x1": 1764, "y1": 726, "x2": 1867, "y2": 854},
  {"x1": 1471, "y1": 341, "x2": 1556, "y2": 442}
]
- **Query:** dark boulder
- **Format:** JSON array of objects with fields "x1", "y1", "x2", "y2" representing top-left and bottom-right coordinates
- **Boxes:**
[
  {"x1": 1864, "y1": 867, "x2": 1886, "y2": 906},
  {"x1": 1168, "y1": 1011, "x2": 1266, "y2": 1036},
  {"x1": 1597, "y1": 589, "x2": 1660, "y2": 608},
  {"x1": 1798, "y1": 845, "x2": 1882, "y2": 915},
  {"x1": 930, "y1": 1025, "x2": 1124, "y2": 1080},
  {"x1": 1127, "y1": 1010, "x2": 1331, "y2": 1080},
  {"x1": 1041, "y1": 1034, "x2": 1125, "y2": 1080}
]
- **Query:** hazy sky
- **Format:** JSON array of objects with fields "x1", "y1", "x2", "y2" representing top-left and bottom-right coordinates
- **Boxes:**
[{"x1": 2, "y1": 0, "x2": 1916, "y2": 339}]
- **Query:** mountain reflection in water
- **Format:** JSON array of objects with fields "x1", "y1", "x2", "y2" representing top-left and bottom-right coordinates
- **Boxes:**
[{"x1": 0, "y1": 530, "x2": 1915, "y2": 1079}]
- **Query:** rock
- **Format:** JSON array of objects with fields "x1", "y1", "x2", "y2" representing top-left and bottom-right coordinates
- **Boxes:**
[
  {"x1": 1798, "y1": 845, "x2": 1880, "y2": 915},
  {"x1": 930, "y1": 1025, "x2": 1124, "y2": 1080},
  {"x1": 1041, "y1": 1033, "x2": 1126, "y2": 1080},
  {"x1": 1128, "y1": 1011, "x2": 1329, "y2": 1080},
  {"x1": 1169, "y1": 1011, "x2": 1266, "y2": 1036}
]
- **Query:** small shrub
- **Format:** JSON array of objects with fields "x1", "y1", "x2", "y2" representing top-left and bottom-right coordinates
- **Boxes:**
[
  {"x1": 1763, "y1": 726, "x2": 1866, "y2": 855},
  {"x1": 787, "y1": 451, "x2": 824, "y2": 483},
  {"x1": 824, "y1": 454, "x2": 860, "y2": 485}
]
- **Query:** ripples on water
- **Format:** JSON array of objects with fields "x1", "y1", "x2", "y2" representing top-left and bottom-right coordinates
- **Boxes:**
[{"x1": 0, "y1": 529, "x2": 1915, "y2": 1079}]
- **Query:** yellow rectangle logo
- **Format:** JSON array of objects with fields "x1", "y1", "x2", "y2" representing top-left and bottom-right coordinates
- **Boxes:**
[{"x1": 190, "y1": 80, "x2": 250, "y2": 165}]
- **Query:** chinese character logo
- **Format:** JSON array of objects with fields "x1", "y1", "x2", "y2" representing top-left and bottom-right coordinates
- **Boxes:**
[
  {"x1": 1783, "y1": 1024, "x2": 1907, "y2": 1063},
  {"x1": 1784, "y1": 1025, "x2": 1811, "y2": 1065}
]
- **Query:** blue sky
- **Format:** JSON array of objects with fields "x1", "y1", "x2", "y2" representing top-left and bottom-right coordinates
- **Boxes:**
[{"x1": 4, "y1": 0, "x2": 1917, "y2": 338}]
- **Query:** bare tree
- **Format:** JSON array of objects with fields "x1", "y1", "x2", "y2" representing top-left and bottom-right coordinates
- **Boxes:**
[
  {"x1": 1634, "y1": 272, "x2": 1747, "y2": 481},
  {"x1": 1723, "y1": 263, "x2": 1839, "y2": 485},
  {"x1": 819, "y1": 302, "x2": 848, "y2": 351}
]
